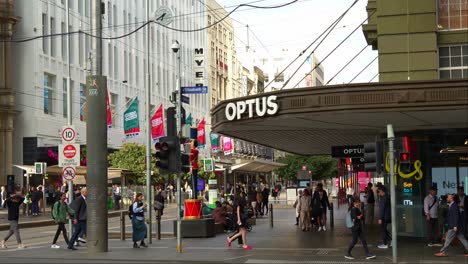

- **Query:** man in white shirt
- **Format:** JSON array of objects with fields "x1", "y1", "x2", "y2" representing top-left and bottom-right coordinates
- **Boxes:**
[{"x1": 424, "y1": 187, "x2": 442, "y2": 246}]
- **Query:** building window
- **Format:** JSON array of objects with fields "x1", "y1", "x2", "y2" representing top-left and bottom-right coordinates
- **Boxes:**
[
  {"x1": 61, "y1": 22, "x2": 67, "y2": 60},
  {"x1": 439, "y1": 45, "x2": 468, "y2": 79},
  {"x1": 42, "y1": 13, "x2": 48, "y2": 54},
  {"x1": 124, "y1": 51, "x2": 128, "y2": 80},
  {"x1": 69, "y1": 25, "x2": 74, "y2": 64},
  {"x1": 50, "y1": 17, "x2": 56, "y2": 57},
  {"x1": 114, "y1": 46, "x2": 118, "y2": 77},
  {"x1": 79, "y1": 33, "x2": 84, "y2": 66},
  {"x1": 438, "y1": 0, "x2": 468, "y2": 30},
  {"x1": 80, "y1": 83, "x2": 87, "y2": 122},
  {"x1": 108, "y1": 43, "x2": 113, "y2": 77},
  {"x1": 43, "y1": 73, "x2": 55, "y2": 115},
  {"x1": 111, "y1": 93, "x2": 118, "y2": 127},
  {"x1": 63, "y1": 78, "x2": 67, "y2": 118}
]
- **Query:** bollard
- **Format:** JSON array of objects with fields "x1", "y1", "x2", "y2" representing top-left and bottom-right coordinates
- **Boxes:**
[
  {"x1": 330, "y1": 202, "x2": 334, "y2": 229},
  {"x1": 156, "y1": 209, "x2": 161, "y2": 240},
  {"x1": 120, "y1": 211, "x2": 126, "y2": 240},
  {"x1": 269, "y1": 203, "x2": 273, "y2": 228}
]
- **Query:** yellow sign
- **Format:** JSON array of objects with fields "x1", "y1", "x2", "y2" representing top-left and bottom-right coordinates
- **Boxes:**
[{"x1": 385, "y1": 152, "x2": 423, "y2": 185}]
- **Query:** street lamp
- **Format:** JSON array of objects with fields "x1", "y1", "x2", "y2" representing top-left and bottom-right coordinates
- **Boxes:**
[{"x1": 172, "y1": 39, "x2": 183, "y2": 253}]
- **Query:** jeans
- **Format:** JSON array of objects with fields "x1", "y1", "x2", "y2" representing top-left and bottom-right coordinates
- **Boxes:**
[
  {"x1": 32, "y1": 201, "x2": 39, "y2": 215},
  {"x1": 348, "y1": 227, "x2": 370, "y2": 255},
  {"x1": 4, "y1": 220, "x2": 21, "y2": 244},
  {"x1": 52, "y1": 223, "x2": 69, "y2": 245},
  {"x1": 68, "y1": 221, "x2": 86, "y2": 248},
  {"x1": 262, "y1": 201, "x2": 269, "y2": 215},
  {"x1": 381, "y1": 220, "x2": 391, "y2": 245},
  {"x1": 427, "y1": 218, "x2": 439, "y2": 244},
  {"x1": 440, "y1": 229, "x2": 468, "y2": 253}
]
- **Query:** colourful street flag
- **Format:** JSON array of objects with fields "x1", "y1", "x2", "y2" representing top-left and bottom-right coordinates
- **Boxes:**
[
  {"x1": 197, "y1": 118, "x2": 206, "y2": 146},
  {"x1": 210, "y1": 132, "x2": 220, "y2": 152},
  {"x1": 185, "y1": 113, "x2": 193, "y2": 126},
  {"x1": 106, "y1": 91, "x2": 112, "y2": 128},
  {"x1": 151, "y1": 104, "x2": 165, "y2": 140},
  {"x1": 123, "y1": 97, "x2": 140, "y2": 138},
  {"x1": 223, "y1": 136, "x2": 233, "y2": 155}
]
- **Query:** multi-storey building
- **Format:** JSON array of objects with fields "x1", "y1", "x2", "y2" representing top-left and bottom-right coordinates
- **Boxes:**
[{"x1": 0, "y1": 0, "x2": 208, "y2": 185}]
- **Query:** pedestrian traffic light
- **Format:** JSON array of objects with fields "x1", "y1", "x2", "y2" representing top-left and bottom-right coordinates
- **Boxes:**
[
  {"x1": 363, "y1": 141, "x2": 382, "y2": 173},
  {"x1": 181, "y1": 153, "x2": 191, "y2": 174},
  {"x1": 154, "y1": 136, "x2": 180, "y2": 174},
  {"x1": 399, "y1": 152, "x2": 411, "y2": 164}
]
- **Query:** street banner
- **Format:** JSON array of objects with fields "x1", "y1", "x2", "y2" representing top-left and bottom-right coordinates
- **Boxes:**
[
  {"x1": 223, "y1": 137, "x2": 233, "y2": 155},
  {"x1": 106, "y1": 91, "x2": 112, "y2": 128},
  {"x1": 210, "y1": 133, "x2": 220, "y2": 152},
  {"x1": 185, "y1": 113, "x2": 193, "y2": 126},
  {"x1": 197, "y1": 118, "x2": 206, "y2": 146},
  {"x1": 123, "y1": 97, "x2": 140, "y2": 138},
  {"x1": 151, "y1": 104, "x2": 165, "y2": 140}
]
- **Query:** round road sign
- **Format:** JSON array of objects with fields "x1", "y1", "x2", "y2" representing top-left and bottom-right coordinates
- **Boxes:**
[
  {"x1": 61, "y1": 127, "x2": 76, "y2": 142},
  {"x1": 63, "y1": 144, "x2": 77, "y2": 159},
  {"x1": 62, "y1": 166, "x2": 76, "y2": 181}
]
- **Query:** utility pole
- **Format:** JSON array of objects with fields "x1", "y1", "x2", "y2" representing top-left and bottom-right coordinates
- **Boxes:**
[
  {"x1": 145, "y1": 0, "x2": 153, "y2": 244},
  {"x1": 86, "y1": 0, "x2": 108, "y2": 253},
  {"x1": 65, "y1": 0, "x2": 73, "y2": 238},
  {"x1": 387, "y1": 124, "x2": 397, "y2": 263}
]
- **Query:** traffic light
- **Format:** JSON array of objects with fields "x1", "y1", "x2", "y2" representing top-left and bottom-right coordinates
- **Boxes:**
[
  {"x1": 154, "y1": 136, "x2": 180, "y2": 174},
  {"x1": 181, "y1": 153, "x2": 191, "y2": 174},
  {"x1": 399, "y1": 152, "x2": 411, "y2": 164},
  {"x1": 363, "y1": 141, "x2": 382, "y2": 173}
]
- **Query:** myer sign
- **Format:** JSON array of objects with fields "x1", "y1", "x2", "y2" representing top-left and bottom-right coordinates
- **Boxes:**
[{"x1": 225, "y1": 95, "x2": 279, "y2": 121}]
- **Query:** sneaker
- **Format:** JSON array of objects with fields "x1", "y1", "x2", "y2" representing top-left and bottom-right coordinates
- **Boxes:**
[
  {"x1": 78, "y1": 238, "x2": 86, "y2": 243},
  {"x1": 377, "y1": 244, "x2": 388, "y2": 249},
  {"x1": 322, "y1": 226, "x2": 327, "y2": 231},
  {"x1": 433, "y1": 243, "x2": 443, "y2": 247},
  {"x1": 0, "y1": 240, "x2": 6, "y2": 249},
  {"x1": 242, "y1": 245, "x2": 252, "y2": 250},
  {"x1": 428, "y1": 243, "x2": 434, "y2": 247},
  {"x1": 318, "y1": 226, "x2": 322, "y2": 232},
  {"x1": 74, "y1": 242, "x2": 79, "y2": 246},
  {"x1": 18, "y1": 244, "x2": 26, "y2": 249},
  {"x1": 344, "y1": 255, "x2": 354, "y2": 259},
  {"x1": 68, "y1": 246, "x2": 78, "y2": 250},
  {"x1": 51, "y1": 244, "x2": 60, "y2": 249},
  {"x1": 366, "y1": 254, "x2": 376, "y2": 259}
]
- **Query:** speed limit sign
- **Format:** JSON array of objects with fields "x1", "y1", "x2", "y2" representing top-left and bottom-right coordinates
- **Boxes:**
[{"x1": 61, "y1": 126, "x2": 76, "y2": 143}]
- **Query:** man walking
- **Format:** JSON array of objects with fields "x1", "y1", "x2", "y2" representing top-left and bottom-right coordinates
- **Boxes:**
[
  {"x1": 377, "y1": 185, "x2": 391, "y2": 249},
  {"x1": 456, "y1": 186, "x2": 468, "y2": 237},
  {"x1": 365, "y1": 183, "x2": 375, "y2": 225},
  {"x1": 435, "y1": 194, "x2": 468, "y2": 257},
  {"x1": 1, "y1": 191, "x2": 26, "y2": 249},
  {"x1": 345, "y1": 199, "x2": 376, "y2": 260},
  {"x1": 424, "y1": 187, "x2": 442, "y2": 247},
  {"x1": 68, "y1": 188, "x2": 87, "y2": 250},
  {"x1": 51, "y1": 192, "x2": 74, "y2": 249},
  {"x1": 113, "y1": 184, "x2": 121, "y2": 210}
]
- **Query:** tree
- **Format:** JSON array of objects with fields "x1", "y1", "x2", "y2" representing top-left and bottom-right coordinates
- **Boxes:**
[
  {"x1": 275, "y1": 155, "x2": 337, "y2": 181},
  {"x1": 108, "y1": 143, "x2": 160, "y2": 185}
]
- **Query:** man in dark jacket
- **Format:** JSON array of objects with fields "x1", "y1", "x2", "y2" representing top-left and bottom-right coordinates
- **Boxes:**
[
  {"x1": 377, "y1": 186, "x2": 391, "y2": 249},
  {"x1": 435, "y1": 194, "x2": 468, "y2": 257},
  {"x1": 345, "y1": 199, "x2": 376, "y2": 260},
  {"x1": 1, "y1": 192, "x2": 26, "y2": 249},
  {"x1": 455, "y1": 186, "x2": 468, "y2": 237},
  {"x1": 68, "y1": 188, "x2": 87, "y2": 250}
]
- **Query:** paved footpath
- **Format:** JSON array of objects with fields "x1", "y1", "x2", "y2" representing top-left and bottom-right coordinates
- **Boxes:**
[{"x1": 1, "y1": 202, "x2": 468, "y2": 263}]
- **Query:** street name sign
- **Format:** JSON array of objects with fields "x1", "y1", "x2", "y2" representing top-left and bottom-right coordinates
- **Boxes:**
[{"x1": 181, "y1": 86, "x2": 208, "y2": 94}]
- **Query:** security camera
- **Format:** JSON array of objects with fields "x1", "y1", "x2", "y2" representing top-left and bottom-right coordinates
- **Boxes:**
[{"x1": 171, "y1": 40, "x2": 180, "y2": 53}]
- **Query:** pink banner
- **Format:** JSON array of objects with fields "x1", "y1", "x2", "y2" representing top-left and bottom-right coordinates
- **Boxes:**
[
  {"x1": 223, "y1": 137, "x2": 233, "y2": 155},
  {"x1": 151, "y1": 104, "x2": 165, "y2": 140},
  {"x1": 106, "y1": 91, "x2": 112, "y2": 128},
  {"x1": 197, "y1": 118, "x2": 206, "y2": 145}
]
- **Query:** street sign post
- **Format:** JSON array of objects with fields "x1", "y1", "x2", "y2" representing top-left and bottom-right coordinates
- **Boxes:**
[
  {"x1": 181, "y1": 86, "x2": 208, "y2": 94},
  {"x1": 62, "y1": 166, "x2": 76, "y2": 181},
  {"x1": 59, "y1": 144, "x2": 80, "y2": 167},
  {"x1": 61, "y1": 125, "x2": 76, "y2": 143}
]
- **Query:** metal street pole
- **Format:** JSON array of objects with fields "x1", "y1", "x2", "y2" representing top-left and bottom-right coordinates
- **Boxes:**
[
  {"x1": 145, "y1": 0, "x2": 153, "y2": 244},
  {"x1": 387, "y1": 124, "x2": 397, "y2": 263},
  {"x1": 87, "y1": 0, "x2": 108, "y2": 253},
  {"x1": 65, "y1": 0, "x2": 73, "y2": 238},
  {"x1": 175, "y1": 43, "x2": 182, "y2": 253}
]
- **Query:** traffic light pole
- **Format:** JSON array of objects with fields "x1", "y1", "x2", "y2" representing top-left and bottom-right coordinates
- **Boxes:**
[
  {"x1": 174, "y1": 43, "x2": 182, "y2": 253},
  {"x1": 145, "y1": 0, "x2": 152, "y2": 245},
  {"x1": 387, "y1": 124, "x2": 397, "y2": 263}
]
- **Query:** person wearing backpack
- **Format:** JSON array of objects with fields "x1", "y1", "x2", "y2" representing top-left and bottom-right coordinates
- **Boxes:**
[
  {"x1": 345, "y1": 199, "x2": 376, "y2": 260},
  {"x1": 51, "y1": 192, "x2": 74, "y2": 249}
]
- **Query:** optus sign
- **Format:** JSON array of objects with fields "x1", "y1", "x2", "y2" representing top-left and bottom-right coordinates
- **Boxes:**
[{"x1": 225, "y1": 95, "x2": 279, "y2": 121}]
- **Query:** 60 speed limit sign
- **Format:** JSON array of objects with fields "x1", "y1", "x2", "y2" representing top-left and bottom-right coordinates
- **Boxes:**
[{"x1": 61, "y1": 126, "x2": 76, "y2": 143}]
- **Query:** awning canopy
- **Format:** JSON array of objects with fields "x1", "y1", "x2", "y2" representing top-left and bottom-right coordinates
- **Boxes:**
[{"x1": 231, "y1": 159, "x2": 286, "y2": 173}]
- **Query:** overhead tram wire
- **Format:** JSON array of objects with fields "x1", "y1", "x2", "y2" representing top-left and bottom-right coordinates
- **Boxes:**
[
  {"x1": 291, "y1": 9, "x2": 377, "y2": 89},
  {"x1": 348, "y1": 56, "x2": 378, "y2": 84},
  {"x1": 264, "y1": 0, "x2": 360, "y2": 91},
  {"x1": 326, "y1": 44, "x2": 369, "y2": 85}
]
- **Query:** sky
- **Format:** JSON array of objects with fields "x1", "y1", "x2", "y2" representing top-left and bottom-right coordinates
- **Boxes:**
[{"x1": 216, "y1": 0, "x2": 379, "y2": 86}]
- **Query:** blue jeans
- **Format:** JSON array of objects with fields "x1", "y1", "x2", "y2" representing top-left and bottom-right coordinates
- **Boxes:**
[
  {"x1": 68, "y1": 221, "x2": 86, "y2": 248},
  {"x1": 31, "y1": 201, "x2": 39, "y2": 214}
]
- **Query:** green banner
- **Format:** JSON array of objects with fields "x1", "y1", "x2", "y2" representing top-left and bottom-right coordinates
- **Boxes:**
[{"x1": 124, "y1": 97, "x2": 140, "y2": 138}]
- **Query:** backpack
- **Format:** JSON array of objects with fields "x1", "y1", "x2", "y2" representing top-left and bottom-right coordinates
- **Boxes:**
[
  {"x1": 128, "y1": 203, "x2": 134, "y2": 219},
  {"x1": 345, "y1": 210, "x2": 354, "y2": 229}
]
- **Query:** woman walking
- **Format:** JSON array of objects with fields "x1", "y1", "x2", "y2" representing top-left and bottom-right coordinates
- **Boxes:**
[
  {"x1": 299, "y1": 189, "x2": 312, "y2": 231},
  {"x1": 227, "y1": 191, "x2": 252, "y2": 250},
  {"x1": 51, "y1": 192, "x2": 74, "y2": 249},
  {"x1": 294, "y1": 190, "x2": 303, "y2": 225},
  {"x1": 131, "y1": 193, "x2": 148, "y2": 248}
]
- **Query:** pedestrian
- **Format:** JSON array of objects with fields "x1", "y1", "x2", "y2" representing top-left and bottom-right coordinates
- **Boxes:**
[
  {"x1": 154, "y1": 187, "x2": 165, "y2": 216},
  {"x1": 256, "y1": 188, "x2": 263, "y2": 217},
  {"x1": 377, "y1": 185, "x2": 391, "y2": 249},
  {"x1": 131, "y1": 193, "x2": 148, "y2": 248},
  {"x1": 455, "y1": 186, "x2": 468, "y2": 237},
  {"x1": 346, "y1": 184, "x2": 355, "y2": 206},
  {"x1": 68, "y1": 187, "x2": 87, "y2": 250},
  {"x1": 166, "y1": 183, "x2": 174, "y2": 203},
  {"x1": 127, "y1": 185, "x2": 134, "y2": 206},
  {"x1": 227, "y1": 191, "x2": 252, "y2": 250},
  {"x1": 299, "y1": 189, "x2": 312, "y2": 231},
  {"x1": 261, "y1": 184, "x2": 270, "y2": 216},
  {"x1": 294, "y1": 190, "x2": 303, "y2": 225},
  {"x1": 365, "y1": 183, "x2": 375, "y2": 225},
  {"x1": 30, "y1": 186, "x2": 40, "y2": 216},
  {"x1": 312, "y1": 183, "x2": 331, "y2": 231},
  {"x1": 51, "y1": 192, "x2": 74, "y2": 249},
  {"x1": 425, "y1": 187, "x2": 442, "y2": 247},
  {"x1": 0, "y1": 191, "x2": 26, "y2": 249},
  {"x1": 113, "y1": 184, "x2": 122, "y2": 210},
  {"x1": 345, "y1": 199, "x2": 376, "y2": 260},
  {"x1": 435, "y1": 193, "x2": 468, "y2": 257},
  {"x1": 247, "y1": 186, "x2": 257, "y2": 218},
  {"x1": 0, "y1": 186, "x2": 6, "y2": 209}
]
